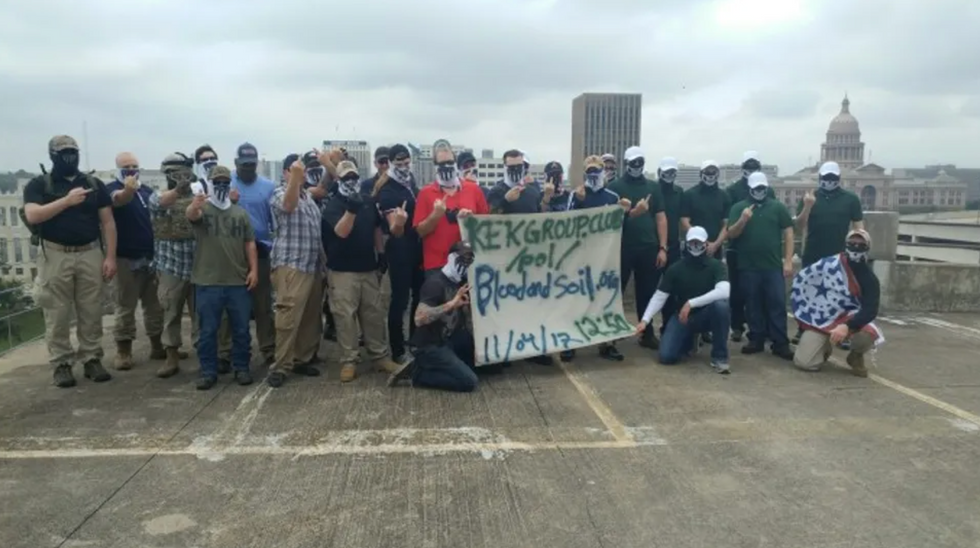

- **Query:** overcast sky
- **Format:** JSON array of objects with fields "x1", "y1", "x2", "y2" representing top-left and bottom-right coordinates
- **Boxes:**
[{"x1": 1, "y1": 0, "x2": 978, "y2": 175}]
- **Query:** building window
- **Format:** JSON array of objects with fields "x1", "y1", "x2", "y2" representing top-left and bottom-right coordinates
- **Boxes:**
[
  {"x1": 13, "y1": 238, "x2": 22, "y2": 263},
  {"x1": 0, "y1": 239, "x2": 7, "y2": 263},
  {"x1": 0, "y1": 207, "x2": 6, "y2": 226},
  {"x1": 9, "y1": 207, "x2": 17, "y2": 226},
  {"x1": 31, "y1": 267, "x2": 37, "y2": 279},
  {"x1": 15, "y1": 267, "x2": 22, "y2": 275}
]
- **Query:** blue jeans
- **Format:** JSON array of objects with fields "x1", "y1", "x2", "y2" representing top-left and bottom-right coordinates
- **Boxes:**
[
  {"x1": 725, "y1": 249, "x2": 746, "y2": 333},
  {"x1": 739, "y1": 269, "x2": 789, "y2": 348},
  {"x1": 659, "y1": 300, "x2": 731, "y2": 364},
  {"x1": 196, "y1": 285, "x2": 252, "y2": 377},
  {"x1": 412, "y1": 329, "x2": 478, "y2": 392}
]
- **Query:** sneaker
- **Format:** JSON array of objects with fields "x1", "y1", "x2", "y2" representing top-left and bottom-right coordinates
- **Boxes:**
[
  {"x1": 638, "y1": 334, "x2": 659, "y2": 350},
  {"x1": 83, "y1": 360, "x2": 112, "y2": 383},
  {"x1": 771, "y1": 346, "x2": 794, "y2": 361},
  {"x1": 267, "y1": 371, "x2": 286, "y2": 388},
  {"x1": 598, "y1": 345, "x2": 624, "y2": 362},
  {"x1": 234, "y1": 370, "x2": 253, "y2": 386},
  {"x1": 196, "y1": 376, "x2": 218, "y2": 390},
  {"x1": 740, "y1": 343, "x2": 764, "y2": 355},
  {"x1": 293, "y1": 363, "x2": 321, "y2": 377},
  {"x1": 730, "y1": 329, "x2": 744, "y2": 343},
  {"x1": 53, "y1": 363, "x2": 76, "y2": 388},
  {"x1": 217, "y1": 359, "x2": 232, "y2": 375},
  {"x1": 559, "y1": 350, "x2": 575, "y2": 362},
  {"x1": 386, "y1": 357, "x2": 416, "y2": 387},
  {"x1": 710, "y1": 361, "x2": 731, "y2": 375},
  {"x1": 527, "y1": 355, "x2": 554, "y2": 366},
  {"x1": 339, "y1": 364, "x2": 357, "y2": 383}
]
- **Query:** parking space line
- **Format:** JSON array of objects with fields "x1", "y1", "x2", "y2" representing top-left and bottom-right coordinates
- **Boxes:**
[{"x1": 557, "y1": 360, "x2": 635, "y2": 444}]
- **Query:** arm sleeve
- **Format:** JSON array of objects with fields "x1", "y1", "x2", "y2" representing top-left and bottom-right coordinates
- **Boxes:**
[
  {"x1": 22, "y1": 178, "x2": 44, "y2": 205},
  {"x1": 270, "y1": 188, "x2": 284, "y2": 214},
  {"x1": 851, "y1": 194, "x2": 864, "y2": 221},
  {"x1": 412, "y1": 189, "x2": 433, "y2": 228},
  {"x1": 778, "y1": 203, "x2": 794, "y2": 229},
  {"x1": 727, "y1": 201, "x2": 742, "y2": 227},
  {"x1": 475, "y1": 186, "x2": 490, "y2": 214},
  {"x1": 688, "y1": 281, "x2": 731, "y2": 308},
  {"x1": 105, "y1": 181, "x2": 123, "y2": 196},
  {"x1": 641, "y1": 291, "x2": 670, "y2": 323},
  {"x1": 648, "y1": 185, "x2": 665, "y2": 215},
  {"x1": 419, "y1": 277, "x2": 446, "y2": 307},
  {"x1": 93, "y1": 178, "x2": 112, "y2": 208},
  {"x1": 847, "y1": 271, "x2": 880, "y2": 331}
]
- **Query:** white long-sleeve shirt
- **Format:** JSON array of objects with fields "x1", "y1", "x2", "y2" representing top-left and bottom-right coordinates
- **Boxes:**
[{"x1": 641, "y1": 281, "x2": 730, "y2": 324}]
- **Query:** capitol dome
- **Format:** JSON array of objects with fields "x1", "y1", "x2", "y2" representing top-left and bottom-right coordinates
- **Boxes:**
[{"x1": 827, "y1": 95, "x2": 860, "y2": 135}]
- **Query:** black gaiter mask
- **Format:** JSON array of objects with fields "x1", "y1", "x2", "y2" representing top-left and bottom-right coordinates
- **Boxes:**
[{"x1": 51, "y1": 150, "x2": 80, "y2": 177}]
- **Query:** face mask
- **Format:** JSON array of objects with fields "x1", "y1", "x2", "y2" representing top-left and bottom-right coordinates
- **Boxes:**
[
  {"x1": 585, "y1": 170, "x2": 604, "y2": 191},
  {"x1": 701, "y1": 170, "x2": 719, "y2": 186},
  {"x1": 749, "y1": 186, "x2": 769, "y2": 202},
  {"x1": 117, "y1": 168, "x2": 140, "y2": 185},
  {"x1": 686, "y1": 240, "x2": 706, "y2": 258},
  {"x1": 195, "y1": 158, "x2": 217, "y2": 181},
  {"x1": 660, "y1": 169, "x2": 677, "y2": 184},
  {"x1": 742, "y1": 161, "x2": 761, "y2": 179},
  {"x1": 505, "y1": 165, "x2": 525, "y2": 186},
  {"x1": 626, "y1": 159, "x2": 645, "y2": 178},
  {"x1": 436, "y1": 163, "x2": 460, "y2": 189},
  {"x1": 305, "y1": 166, "x2": 325, "y2": 187},
  {"x1": 209, "y1": 180, "x2": 232, "y2": 209},
  {"x1": 337, "y1": 176, "x2": 360, "y2": 198},
  {"x1": 441, "y1": 250, "x2": 474, "y2": 283},
  {"x1": 845, "y1": 242, "x2": 869, "y2": 263},
  {"x1": 51, "y1": 150, "x2": 80, "y2": 176},
  {"x1": 390, "y1": 161, "x2": 412, "y2": 183},
  {"x1": 818, "y1": 175, "x2": 840, "y2": 192}
]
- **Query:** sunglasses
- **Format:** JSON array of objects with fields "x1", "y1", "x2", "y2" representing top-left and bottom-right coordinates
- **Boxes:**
[{"x1": 376, "y1": 158, "x2": 389, "y2": 165}]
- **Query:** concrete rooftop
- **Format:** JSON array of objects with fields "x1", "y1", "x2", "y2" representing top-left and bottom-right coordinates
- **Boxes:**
[{"x1": 2, "y1": 312, "x2": 979, "y2": 548}]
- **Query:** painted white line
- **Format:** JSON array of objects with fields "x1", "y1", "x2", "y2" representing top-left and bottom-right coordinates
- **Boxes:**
[{"x1": 557, "y1": 360, "x2": 635, "y2": 444}]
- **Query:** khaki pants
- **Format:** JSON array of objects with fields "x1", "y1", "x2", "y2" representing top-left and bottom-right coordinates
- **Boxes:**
[
  {"x1": 158, "y1": 272, "x2": 198, "y2": 350},
  {"x1": 35, "y1": 243, "x2": 105, "y2": 366},
  {"x1": 219, "y1": 255, "x2": 274, "y2": 361},
  {"x1": 328, "y1": 270, "x2": 389, "y2": 366},
  {"x1": 113, "y1": 258, "x2": 163, "y2": 341},
  {"x1": 793, "y1": 329, "x2": 874, "y2": 371},
  {"x1": 270, "y1": 267, "x2": 323, "y2": 373}
]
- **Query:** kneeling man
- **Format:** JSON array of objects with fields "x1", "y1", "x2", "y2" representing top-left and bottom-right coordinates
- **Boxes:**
[{"x1": 634, "y1": 227, "x2": 732, "y2": 373}]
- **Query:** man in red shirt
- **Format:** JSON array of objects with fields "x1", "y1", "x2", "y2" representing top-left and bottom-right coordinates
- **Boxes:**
[{"x1": 413, "y1": 144, "x2": 489, "y2": 275}]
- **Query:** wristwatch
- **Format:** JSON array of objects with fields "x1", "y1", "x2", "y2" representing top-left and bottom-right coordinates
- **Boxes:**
[{"x1": 659, "y1": 245, "x2": 667, "y2": 252}]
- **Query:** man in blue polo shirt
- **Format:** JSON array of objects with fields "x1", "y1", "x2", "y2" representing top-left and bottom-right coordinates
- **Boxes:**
[{"x1": 217, "y1": 142, "x2": 277, "y2": 368}]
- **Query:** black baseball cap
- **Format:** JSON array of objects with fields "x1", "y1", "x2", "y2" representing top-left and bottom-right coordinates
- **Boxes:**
[
  {"x1": 236, "y1": 142, "x2": 258, "y2": 164},
  {"x1": 374, "y1": 146, "x2": 390, "y2": 161},
  {"x1": 282, "y1": 153, "x2": 300, "y2": 168},
  {"x1": 388, "y1": 144, "x2": 410, "y2": 161},
  {"x1": 457, "y1": 151, "x2": 476, "y2": 168},
  {"x1": 545, "y1": 161, "x2": 563, "y2": 174}
]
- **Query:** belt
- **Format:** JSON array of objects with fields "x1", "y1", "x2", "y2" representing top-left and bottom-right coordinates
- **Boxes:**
[{"x1": 43, "y1": 240, "x2": 99, "y2": 253}]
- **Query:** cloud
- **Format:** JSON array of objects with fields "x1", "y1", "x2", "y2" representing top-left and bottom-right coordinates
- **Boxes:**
[{"x1": 1, "y1": 0, "x2": 978, "y2": 176}]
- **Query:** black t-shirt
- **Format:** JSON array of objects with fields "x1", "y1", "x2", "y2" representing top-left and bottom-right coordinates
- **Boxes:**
[
  {"x1": 22, "y1": 173, "x2": 112, "y2": 246},
  {"x1": 321, "y1": 198, "x2": 380, "y2": 272},
  {"x1": 410, "y1": 271, "x2": 463, "y2": 348},
  {"x1": 488, "y1": 180, "x2": 543, "y2": 214}
]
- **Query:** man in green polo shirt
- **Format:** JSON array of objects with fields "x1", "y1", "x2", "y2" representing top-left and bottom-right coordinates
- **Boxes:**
[
  {"x1": 726, "y1": 172, "x2": 795, "y2": 360},
  {"x1": 608, "y1": 146, "x2": 668, "y2": 349},
  {"x1": 681, "y1": 160, "x2": 731, "y2": 257},
  {"x1": 634, "y1": 226, "x2": 732, "y2": 373},
  {"x1": 792, "y1": 161, "x2": 864, "y2": 343},
  {"x1": 654, "y1": 156, "x2": 685, "y2": 334},
  {"x1": 724, "y1": 151, "x2": 774, "y2": 342}
]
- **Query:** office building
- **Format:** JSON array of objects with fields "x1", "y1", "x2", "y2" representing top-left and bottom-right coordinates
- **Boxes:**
[
  {"x1": 323, "y1": 140, "x2": 371, "y2": 179},
  {"x1": 570, "y1": 93, "x2": 642, "y2": 186},
  {"x1": 258, "y1": 159, "x2": 284, "y2": 182}
]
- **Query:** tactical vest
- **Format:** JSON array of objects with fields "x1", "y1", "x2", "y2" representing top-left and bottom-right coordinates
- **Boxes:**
[{"x1": 152, "y1": 194, "x2": 196, "y2": 240}]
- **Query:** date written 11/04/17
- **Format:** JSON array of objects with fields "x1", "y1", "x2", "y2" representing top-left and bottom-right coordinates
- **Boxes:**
[{"x1": 478, "y1": 313, "x2": 634, "y2": 365}]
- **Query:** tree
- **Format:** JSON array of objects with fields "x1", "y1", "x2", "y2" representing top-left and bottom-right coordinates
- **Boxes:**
[{"x1": 0, "y1": 172, "x2": 16, "y2": 194}]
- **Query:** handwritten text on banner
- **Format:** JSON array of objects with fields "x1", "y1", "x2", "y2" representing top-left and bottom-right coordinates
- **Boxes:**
[{"x1": 461, "y1": 205, "x2": 631, "y2": 365}]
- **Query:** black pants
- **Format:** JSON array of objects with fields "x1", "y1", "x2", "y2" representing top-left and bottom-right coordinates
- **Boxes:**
[
  {"x1": 387, "y1": 241, "x2": 424, "y2": 359},
  {"x1": 725, "y1": 249, "x2": 746, "y2": 333},
  {"x1": 621, "y1": 245, "x2": 662, "y2": 339}
]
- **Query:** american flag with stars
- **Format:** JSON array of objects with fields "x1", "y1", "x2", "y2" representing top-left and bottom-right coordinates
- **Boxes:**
[{"x1": 791, "y1": 254, "x2": 884, "y2": 346}]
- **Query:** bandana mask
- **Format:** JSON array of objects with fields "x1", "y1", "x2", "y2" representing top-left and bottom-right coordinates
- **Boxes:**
[
  {"x1": 337, "y1": 177, "x2": 360, "y2": 198},
  {"x1": 701, "y1": 169, "x2": 719, "y2": 186},
  {"x1": 626, "y1": 159, "x2": 645, "y2": 178},
  {"x1": 845, "y1": 241, "x2": 869, "y2": 263},
  {"x1": 686, "y1": 240, "x2": 706, "y2": 258},
  {"x1": 436, "y1": 163, "x2": 460, "y2": 189},
  {"x1": 117, "y1": 168, "x2": 141, "y2": 186},
  {"x1": 749, "y1": 186, "x2": 769, "y2": 202},
  {"x1": 585, "y1": 169, "x2": 604, "y2": 191},
  {"x1": 305, "y1": 166, "x2": 325, "y2": 187},
  {"x1": 505, "y1": 165, "x2": 526, "y2": 187},
  {"x1": 818, "y1": 175, "x2": 841, "y2": 192},
  {"x1": 209, "y1": 180, "x2": 232, "y2": 210},
  {"x1": 659, "y1": 169, "x2": 677, "y2": 184},
  {"x1": 441, "y1": 249, "x2": 474, "y2": 284},
  {"x1": 389, "y1": 161, "x2": 413, "y2": 185},
  {"x1": 195, "y1": 158, "x2": 218, "y2": 182},
  {"x1": 742, "y1": 161, "x2": 761, "y2": 179}
]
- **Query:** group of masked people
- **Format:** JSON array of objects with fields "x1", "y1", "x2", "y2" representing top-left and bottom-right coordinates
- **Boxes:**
[{"x1": 22, "y1": 135, "x2": 880, "y2": 394}]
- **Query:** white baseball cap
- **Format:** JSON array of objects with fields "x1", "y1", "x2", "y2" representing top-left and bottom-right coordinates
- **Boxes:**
[
  {"x1": 747, "y1": 172, "x2": 768, "y2": 188},
  {"x1": 819, "y1": 161, "x2": 841, "y2": 177},
  {"x1": 701, "y1": 159, "x2": 719, "y2": 170},
  {"x1": 743, "y1": 150, "x2": 760, "y2": 163},
  {"x1": 686, "y1": 226, "x2": 709, "y2": 243},
  {"x1": 624, "y1": 146, "x2": 644, "y2": 162},
  {"x1": 659, "y1": 156, "x2": 678, "y2": 171}
]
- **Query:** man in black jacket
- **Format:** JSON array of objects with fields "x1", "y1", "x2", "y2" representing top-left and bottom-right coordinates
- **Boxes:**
[{"x1": 792, "y1": 229, "x2": 880, "y2": 377}]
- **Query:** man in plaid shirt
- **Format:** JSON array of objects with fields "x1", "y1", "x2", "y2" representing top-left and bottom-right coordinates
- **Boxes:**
[
  {"x1": 149, "y1": 152, "x2": 198, "y2": 377},
  {"x1": 265, "y1": 157, "x2": 328, "y2": 388}
]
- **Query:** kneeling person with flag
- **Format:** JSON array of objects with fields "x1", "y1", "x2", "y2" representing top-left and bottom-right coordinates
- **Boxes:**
[{"x1": 634, "y1": 227, "x2": 732, "y2": 373}]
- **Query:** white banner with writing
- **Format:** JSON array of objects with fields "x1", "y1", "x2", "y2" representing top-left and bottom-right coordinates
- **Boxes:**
[{"x1": 461, "y1": 205, "x2": 632, "y2": 365}]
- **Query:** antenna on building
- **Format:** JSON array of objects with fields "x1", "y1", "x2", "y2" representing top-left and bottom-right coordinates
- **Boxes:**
[{"x1": 82, "y1": 120, "x2": 91, "y2": 171}]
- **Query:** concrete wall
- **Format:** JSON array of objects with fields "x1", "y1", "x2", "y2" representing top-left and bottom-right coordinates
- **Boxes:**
[
  {"x1": 874, "y1": 260, "x2": 980, "y2": 312},
  {"x1": 864, "y1": 211, "x2": 899, "y2": 261}
]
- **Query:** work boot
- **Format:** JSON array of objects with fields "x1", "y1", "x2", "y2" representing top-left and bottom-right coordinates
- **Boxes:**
[
  {"x1": 846, "y1": 351, "x2": 868, "y2": 378},
  {"x1": 114, "y1": 340, "x2": 135, "y2": 371},
  {"x1": 53, "y1": 364, "x2": 76, "y2": 388},
  {"x1": 149, "y1": 335, "x2": 188, "y2": 360},
  {"x1": 598, "y1": 344, "x2": 624, "y2": 362},
  {"x1": 83, "y1": 360, "x2": 112, "y2": 383},
  {"x1": 217, "y1": 359, "x2": 232, "y2": 375},
  {"x1": 639, "y1": 333, "x2": 659, "y2": 351},
  {"x1": 374, "y1": 357, "x2": 401, "y2": 374},
  {"x1": 157, "y1": 347, "x2": 181, "y2": 378},
  {"x1": 340, "y1": 364, "x2": 357, "y2": 383},
  {"x1": 730, "y1": 329, "x2": 744, "y2": 343}
]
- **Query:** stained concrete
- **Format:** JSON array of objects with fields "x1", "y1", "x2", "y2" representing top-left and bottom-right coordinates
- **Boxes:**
[{"x1": 1, "y1": 313, "x2": 979, "y2": 547}]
